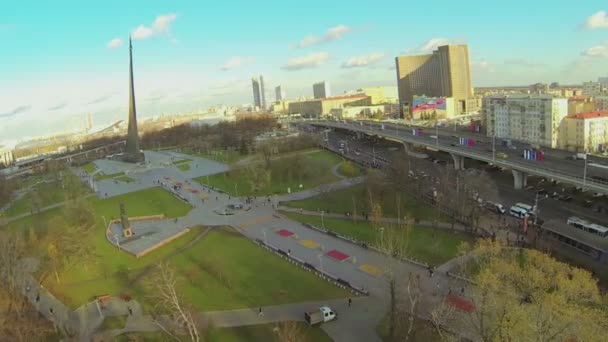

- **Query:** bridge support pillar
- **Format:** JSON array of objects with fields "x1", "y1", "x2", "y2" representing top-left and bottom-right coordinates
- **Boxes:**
[
  {"x1": 450, "y1": 153, "x2": 465, "y2": 170},
  {"x1": 512, "y1": 170, "x2": 528, "y2": 190}
]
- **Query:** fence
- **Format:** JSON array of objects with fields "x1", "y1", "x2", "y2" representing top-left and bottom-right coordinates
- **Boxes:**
[{"x1": 251, "y1": 239, "x2": 369, "y2": 296}]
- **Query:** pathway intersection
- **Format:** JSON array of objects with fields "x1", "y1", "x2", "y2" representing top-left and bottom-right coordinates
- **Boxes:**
[{"x1": 13, "y1": 151, "x2": 483, "y2": 341}]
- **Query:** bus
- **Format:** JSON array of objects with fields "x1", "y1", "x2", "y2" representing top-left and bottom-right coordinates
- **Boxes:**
[
  {"x1": 514, "y1": 203, "x2": 533, "y2": 213},
  {"x1": 566, "y1": 217, "x2": 608, "y2": 238},
  {"x1": 509, "y1": 206, "x2": 528, "y2": 219}
]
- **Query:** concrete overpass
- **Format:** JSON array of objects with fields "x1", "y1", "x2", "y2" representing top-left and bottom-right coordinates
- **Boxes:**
[{"x1": 299, "y1": 120, "x2": 608, "y2": 194}]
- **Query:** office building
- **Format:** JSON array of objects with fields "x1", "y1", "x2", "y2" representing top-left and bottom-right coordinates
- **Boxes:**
[
  {"x1": 582, "y1": 81, "x2": 602, "y2": 96},
  {"x1": 595, "y1": 96, "x2": 608, "y2": 111},
  {"x1": 560, "y1": 110, "x2": 608, "y2": 153},
  {"x1": 251, "y1": 75, "x2": 266, "y2": 109},
  {"x1": 288, "y1": 94, "x2": 370, "y2": 117},
  {"x1": 313, "y1": 81, "x2": 331, "y2": 99},
  {"x1": 484, "y1": 95, "x2": 568, "y2": 148},
  {"x1": 395, "y1": 44, "x2": 473, "y2": 115},
  {"x1": 275, "y1": 85, "x2": 286, "y2": 101},
  {"x1": 568, "y1": 96, "x2": 597, "y2": 115},
  {"x1": 0, "y1": 147, "x2": 14, "y2": 167},
  {"x1": 598, "y1": 77, "x2": 608, "y2": 86}
]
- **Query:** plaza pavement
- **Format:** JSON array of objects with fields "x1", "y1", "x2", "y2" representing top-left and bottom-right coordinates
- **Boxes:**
[{"x1": 14, "y1": 151, "x2": 480, "y2": 341}]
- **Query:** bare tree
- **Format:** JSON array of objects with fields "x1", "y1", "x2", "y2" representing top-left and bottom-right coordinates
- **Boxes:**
[{"x1": 148, "y1": 263, "x2": 203, "y2": 342}]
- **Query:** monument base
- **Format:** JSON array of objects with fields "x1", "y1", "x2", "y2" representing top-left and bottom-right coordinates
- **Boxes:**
[{"x1": 110, "y1": 151, "x2": 145, "y2": 164}]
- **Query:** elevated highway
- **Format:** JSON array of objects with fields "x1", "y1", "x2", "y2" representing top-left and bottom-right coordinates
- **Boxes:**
[{"x1": 299, "y1": 120, "x2": 608, "y2": 194}]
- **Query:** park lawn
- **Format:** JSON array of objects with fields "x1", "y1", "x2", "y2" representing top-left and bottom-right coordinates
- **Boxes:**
[
  {"x1": 4, "y1": 175, "x2": 91, "y2": 218},
  {"x1": 177, "y1": 163, "x2": 191, "y2": 171},
  {"x1": 172, "y1": 158, "x2": 192, "y2": 165},
  {"x1": 100, "y1": 315, "x2": 127, "y2": 330},
  {"x1": 115, "y1": 175, "x2": 135, "y2": 183},
  {"x1": 82, "y1": 162, "x2": 98, "y2": 175},
  {"x1": 282, "y1": 213, "x2": 473, "y2": 266},
  {"x1": 284, "y1": 183, "x2": 437, "y2": 221},
  {"x1": 337, "y1": 161, "x2": 362, "y2": 178},
  {"x1": 183, "y1": 148, "x2": 245, "y2": 164},
  {"x1": 8, "y1": 187, "x2": 194, "y2": 308},
  {"x1": 164, "y1": 227, "x2": 347, "y2": 311},
  {"x1": 195, "y1": 150, "x2": 345, "y2": 196},
  {"x1": 114, "y1": 323, "x2": 332, "y2": 342},
  {"x1": 94, "y1": 172, "x2": 125, "y2": 180}
]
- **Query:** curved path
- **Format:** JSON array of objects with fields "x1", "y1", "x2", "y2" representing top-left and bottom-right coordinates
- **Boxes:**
[{"x1": 18, "y1": 152, "x2": 478, "y2": 342}]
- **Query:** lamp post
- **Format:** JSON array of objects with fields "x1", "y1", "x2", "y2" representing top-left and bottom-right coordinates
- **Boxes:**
[
  {"x1": 234, "y1": 183, "x2": 238, "y2": 197},
  {"x1": 380, "y1": 227, "x2": 385, "y2": 243},
  {"x1": 583, "y1": 152, "x2": 588, "y2": 191},
  {"x1": 318, "y1": 253, "x2": 324, "y2": 273},
  {"x1": 262, "y1": 228, "x2": 267, "y2": 244},
  {"x1": 321, "y1": 210, "x2": 325, "y2": 229}
]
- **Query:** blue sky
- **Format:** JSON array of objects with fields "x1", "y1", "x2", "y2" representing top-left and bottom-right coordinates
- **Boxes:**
[{"x1": 2, "y1": 0, "x2": 608, "y2": 146}]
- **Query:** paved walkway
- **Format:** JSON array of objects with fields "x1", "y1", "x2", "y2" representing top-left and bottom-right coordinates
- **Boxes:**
[
  {"x1": 14, "y1": 152, "x2": 485, "y2": 341},
  {"x1": 4, "y1": 193, "x2": 96, "y2": 223}
]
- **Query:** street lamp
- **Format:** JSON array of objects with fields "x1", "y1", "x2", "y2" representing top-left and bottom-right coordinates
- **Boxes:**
[
  {"x1": 262, "y1": 228, "x2": 267, "y2": 244},
  {"x1": 583, "y1": 151, "x2": 588, "y2": 191},
  {"x1": 380, "y1": 227, "x2": 385, "y2": 242},
  {"x1": 317, "y1": 253, "x2": 324, "y2": 273},
  {"x1": 321, "y1": 210, "x2": 325, "y2": 229},
  {"x1": 234, "y1": 183, "x2": 238, "y2": 197}
]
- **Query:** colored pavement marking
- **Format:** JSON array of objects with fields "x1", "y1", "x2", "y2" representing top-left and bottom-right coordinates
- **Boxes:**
[
  {"x1": 199, "y1": 193, "x2": 209, "y2": 199},
  {"x1": 189, "y1": 189, "x2": 199, "y2": 194},
  {"x1": 326, "y1": 249, "x2": 350, "y2": 262},
  {"x1": 276, "y1": 229, "x2": 294, "y2": 237},
  {"x1": 446, "y1": 294, "x2": 475, "y2": 313},
  {"x1": 359, "y1": 264, "x2": 383, "y2": 277},
  {"x1": 299, "y1": 239, "x2": 320, "y2": 249}
]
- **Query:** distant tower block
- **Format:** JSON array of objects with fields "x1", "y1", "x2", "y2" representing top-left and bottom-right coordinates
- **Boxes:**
[{"x1": 120, "y1": 203, "x2": 133, "y2": 238}]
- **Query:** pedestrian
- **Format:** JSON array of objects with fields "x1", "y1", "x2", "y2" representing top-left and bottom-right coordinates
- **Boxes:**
[
  {"x1": 49, "y1": 307, "x2": 54, "y2": 314},
  {"x1": 128, "y1": 307, "x2": 133, "y2": 315},
  {"x1": 287, "y1": 249, "x2": 291, "y2": 256},
  {"x1": 258, "y1": 307, "x2": 264, "y2": 317},
  {"x1": 460, "y1": 287, "x2": 465, "y2": 296},
  {"x1": 35, "y1": 293, "x2": 40, "y2": 302},
  {"x1": 348, "y1": 297, "x2": 352, "y2": 307}
]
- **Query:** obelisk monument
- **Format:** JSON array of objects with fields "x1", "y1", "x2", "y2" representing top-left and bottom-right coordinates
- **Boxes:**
[{"x1": 123, "y1": 37, "x2": 145, "y2": 163}]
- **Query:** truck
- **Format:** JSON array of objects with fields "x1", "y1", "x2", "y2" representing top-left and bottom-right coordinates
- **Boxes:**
[{"x1": 304, "y1": 306, "x2": 337, "y2": 325}]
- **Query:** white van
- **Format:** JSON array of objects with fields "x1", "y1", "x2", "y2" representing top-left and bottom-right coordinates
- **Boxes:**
[
  {"x1": 514, "y1": 203, "x2": 533, "y2": 213},
  {"x1": 510, "y1": 206, "x2": 528, "y2": 219}
]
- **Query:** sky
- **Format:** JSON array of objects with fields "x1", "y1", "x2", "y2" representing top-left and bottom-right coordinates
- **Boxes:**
[{"x1": 2, "y1": 0, "x2": 608, "y2": 147}]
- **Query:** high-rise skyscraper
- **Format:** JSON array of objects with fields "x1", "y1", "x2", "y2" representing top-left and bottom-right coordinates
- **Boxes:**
[
  {"x1": 275, "y1": 85, "x2": 286, "y2": 101},
  {"x1": 313, "y1": 81, "x2": 331, "y2": 99},
  {"x1": 123, "y1": 37, "x2": 145, "y2": 163},
  {"x1": 396, "y1": 44, "x2": 473, "y2": 114},
  {"x1": 252, "y1": 77, "x2": 262, "y2": 108},
  {"x1": 251, "y1": 75, "x2": 267, "y2": 109}
]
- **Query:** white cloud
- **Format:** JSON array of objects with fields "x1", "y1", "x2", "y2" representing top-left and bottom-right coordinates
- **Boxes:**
[
  {"x1": 584, "y1": 11, "x2": 608, "y2": 29},
  {"x1": 472, "y1": 59, "x2": 495, "y2": 73},
  {"x1": 341, "y1": 52, "x2": 385, "y2": 68},
  {"x1": 582, "y1": 42, "x2": 608, "y2": 57},
  {"x1": 131, "y1": 13, "x2": 177, "y2": 40},
  {"x1": 504, "y1": 58, "x2": 543, "y2": 68},
  {"x1": 292, "y1": 25, "x2": 352, "y2": 48},
  {"x1": 220, "y1": 56, "x2": 256, "y2": 71},
  {"x1": 106, "y1": 38, "x2": 123, "y2": 49},
  {"x1": 281, "y1": 52, "x2": 329, "y2": 71}
]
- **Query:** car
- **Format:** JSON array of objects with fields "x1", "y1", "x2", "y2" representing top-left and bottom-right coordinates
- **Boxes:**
[
  {"x1": 558, "y1": 195, "x2": 573, "y2": 202},
  {"x1": 537, "y1": 189, "x2": 548, "y2": 196},
  {"x1": 496, "y1": 152, "x2": 508, "y2": 159},
  {"x1": 436, "y1": 160, "x2": 447, "y2": 165},
  {"x1": 582, "y1": 200, "x2": 593, "y2": 208},
  {"x1": 430, "y1": 135, "x2": 438, "y2": 139},
  {"x1": 524, "y1": 185, "x2": 535, "y2": 191},
  {"x1": 450, "y1": 143, "x2": 457, "y2": 147}
]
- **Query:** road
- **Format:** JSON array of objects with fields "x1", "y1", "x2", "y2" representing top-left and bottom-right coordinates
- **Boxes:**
[
  {"x1": 302, "y1": 120, "x2": 608, "y2": 194},
  {"x1": 318, "y1": 128, "x2": 608, "y2": 228}
]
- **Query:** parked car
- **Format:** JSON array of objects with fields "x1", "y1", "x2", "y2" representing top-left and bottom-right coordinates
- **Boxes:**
[
  {"x1": 558, "y1": 195, "x2": 573, "y2": 202},
  {"x1": 305, "y1": 306, "x2": 337, "y2": 326}
]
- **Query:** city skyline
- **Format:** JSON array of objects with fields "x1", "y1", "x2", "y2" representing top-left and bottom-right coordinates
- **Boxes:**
[{"x1": 3, "y1": 1, "x2": 608, "y2": 146}]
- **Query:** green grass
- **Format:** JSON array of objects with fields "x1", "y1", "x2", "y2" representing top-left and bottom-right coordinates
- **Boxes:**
[
  {"x1": 115, "y1": 176, "x2": 135, "y2": 183},
  {"x1": 284, "y1": 183, "x2": 437, "y2": 221},
  {"x1": 4, "y1": 174, "x2": 91, "y2": 218},
  {"x1": 94, "y1": 172, "x2": 125, "y2": 180},
  {"x1": 115, "y1": 323, "x2": 332, "y2": 342},
  {"x1": 177, "y1": 163, "x2": 191, "y2": 171},
  {"x1": 337, "y1": 161, "x2": 362, "y2": 178},
  {"x1": 282, "y1": 213, "x2": 473, "y2": 266},
  {"x1": 183, "y1": 148, "x2": 245, "y2": 164},
  {"x1": 8, "y1": 187, "x2": 193, "y2": 308},
  {"x1": 82, "y1": 163, "x2": 97, "y2": 175},
  {"x1": 195, "y1": 150, "x2": 345, "y2": 196},
  {"x1": 166, "y1": 227, "x2": 347, "y2": 311},
  {"x1": 100, "y1": 315, "x2": 127, "y2": 330},
  {"x1": 173, "y1": 159, "x2": 193, "y2": 165}
]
